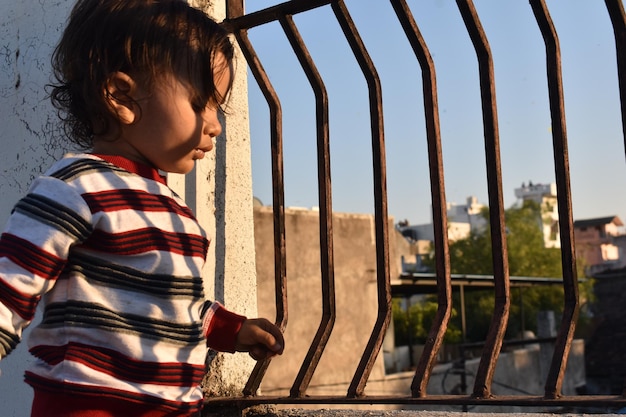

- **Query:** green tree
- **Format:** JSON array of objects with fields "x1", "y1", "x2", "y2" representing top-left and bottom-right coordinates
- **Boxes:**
[
  {"x1": 392, "y1": 298, "x2": 461, "y2": 346},
  {"x1": 414, "y1": 200, "x2": 592, "y2": 343},
  {"x1": 447, "y1": 201, "x2": 562, "y2": 277}
]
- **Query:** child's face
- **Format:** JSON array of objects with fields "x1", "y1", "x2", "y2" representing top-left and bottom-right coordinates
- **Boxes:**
[{"x1": 98, "y1": 53, "x2": 231, "y2": 174}]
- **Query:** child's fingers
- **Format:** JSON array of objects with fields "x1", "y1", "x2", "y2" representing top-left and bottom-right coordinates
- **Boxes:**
[
  {"x1": 235, "y1": 318, "x2": 285, "y2": 358},
  {"x1": 254, "y1": 320, "x2": 283, "y2": 353},
  {"x1": 263, "y1": 321, "x2": 284, "y2": 353},
  {"x1": 248, "y1": 344, "x2": 278, "y2": 361}
]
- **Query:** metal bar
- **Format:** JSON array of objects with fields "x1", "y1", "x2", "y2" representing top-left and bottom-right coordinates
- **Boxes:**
[
  {"x1": 529, "y1": 0, "x2": 580, "y2": 399},
  {"x1": 329, "y1": 0, "x2": 392, "y2": 399},
  {"x1": 227, "y1": 24, "x2": 289, "y2": 397},
  {"x1": 207, "y1": 394, "x2": 626, "y2": 408},
  {"x1": 218, "y1": 0, "x2": 622, "y2": 411},
  {"x1": 278, "y1": 14, "x2": 337, "y2": 398},
  {"x1": 388, "y1": 0, "x2": 453, "y2": 399},
  {"x1": 225, "y1": 0, "x2": 244, "y2": 21},
  {"x1": 604, "y1": 0, "x2": 626, "y2": 396},
  {"x1": 223, "y1": 0, "x2": 332, "y2": 32},
  {"x1": 455, "y1": 0, "x2": 510, "y2": 399},
  {"x1": 605, "y1": 0, "x2": 626, "y2": 149}
]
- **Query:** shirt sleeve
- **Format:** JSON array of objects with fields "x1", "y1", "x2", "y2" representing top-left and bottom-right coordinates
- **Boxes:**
[
  {"x1": 0, "y1": 176, "x2": 92, "y2": 358},
  {"x1": 200, "y1": 300, "x2": 247, "y2": 353}
]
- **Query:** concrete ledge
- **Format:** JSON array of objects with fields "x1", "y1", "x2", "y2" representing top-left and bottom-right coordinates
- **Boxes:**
[
  {"x1": 203, "y1": 404, "x2": 625, "y2": 417},
  {"x1": 245, "y1": 409, "x2": 621, "y2": 417}
]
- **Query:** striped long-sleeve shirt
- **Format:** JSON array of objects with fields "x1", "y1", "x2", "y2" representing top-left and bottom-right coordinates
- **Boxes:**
[{"x1": 0, "y1": 153, "x2": 245, "y2": 415}]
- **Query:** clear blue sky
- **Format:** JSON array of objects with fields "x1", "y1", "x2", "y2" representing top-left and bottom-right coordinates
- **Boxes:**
[{"x1": 243, "y1": 0, "x2": 624, "y2": 226}]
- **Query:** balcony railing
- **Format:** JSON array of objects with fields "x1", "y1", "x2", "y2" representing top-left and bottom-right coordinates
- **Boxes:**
[{"x1": 208, "y1": 0, "x2": 626, "y2": 414}]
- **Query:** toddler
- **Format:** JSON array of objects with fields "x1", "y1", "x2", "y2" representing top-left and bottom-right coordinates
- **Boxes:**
[{"x1": 0, "y1": 0, "x2": 283, "y2": 416}]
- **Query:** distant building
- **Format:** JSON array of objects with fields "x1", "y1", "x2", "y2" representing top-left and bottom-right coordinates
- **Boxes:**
[
  {"x1": 514, "y1": 181, "x2": 560, "y2": 249},
  {"x1": 253, "y1": 206, "x2": 416, "y2": 394},
  {"x1": 396, "y1": 197, "x2": 486, "y2": 274},
  {"x1": 253, "y1": 205, "x2": 586, "y2": 400},
  {"x1": 574, "y1": 216, "x2": 625, "y2": 275},
  {"x1": 447, "y1": 196, "x2": 488, "y2": 231},
  {"x1": 254, "y1": 205, "x2": 584, "y2": 398},
  {"x1": 398, "y1": 183, "x2": 626, "y2": 276},
  {"x1": 400, "y1": 183, "x2": 561, "y2": 250},
  {"x1": 398, "y1": 196, "x2": 486, "y2": 241}
]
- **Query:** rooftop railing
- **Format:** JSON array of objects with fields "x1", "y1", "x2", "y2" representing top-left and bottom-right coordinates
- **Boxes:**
[{"x1": 209, "y1": 0, "x2": 626, "y2": 414}]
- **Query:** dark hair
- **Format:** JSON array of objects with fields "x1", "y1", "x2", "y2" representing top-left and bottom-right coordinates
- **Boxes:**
[{"x1": 50, "y1": 0, "x2": 235, "y2": 149}]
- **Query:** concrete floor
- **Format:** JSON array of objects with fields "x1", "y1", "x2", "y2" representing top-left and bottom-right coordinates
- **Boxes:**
[
  {"x1": 202, "y1": 404, "x2": 624, "y2": 417},
  {"x1": 248, "y1": 410, "x2": 622, "y2": 417}
]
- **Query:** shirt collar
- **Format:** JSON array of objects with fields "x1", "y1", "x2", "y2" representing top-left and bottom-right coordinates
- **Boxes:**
[{"x1": 90, "y1": 154, "x2": 168, "y2": 185}]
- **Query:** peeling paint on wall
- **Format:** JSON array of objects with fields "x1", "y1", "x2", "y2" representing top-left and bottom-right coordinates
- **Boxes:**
[
  {"x1": 0, "y1": 1, "x2": 71, "y2": 222},
  {"x1": 0, "y1": 2, "x2": 73, "y2": 416}
]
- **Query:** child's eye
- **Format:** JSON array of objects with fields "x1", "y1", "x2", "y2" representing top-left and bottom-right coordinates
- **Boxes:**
[
  {"x1": 191, "y1": 98, "x2": 207, "y2": 113},
  {"x1": 190, "y1": 94, "x2": 224, "y2": 114},
  {"x1": 205, "y1": 98, "x2": 222, "y2": 112}
]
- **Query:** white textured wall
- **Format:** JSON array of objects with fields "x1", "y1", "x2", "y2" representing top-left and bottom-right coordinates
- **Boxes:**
[
  {"x1": 184, "y1": 0, "x2": 259, "y2": 391},
  {"x1": 0, "y1": 1, "x2": 256, "y2": 414},
  {"x1": 0, "y1": 2, "x2": 71, "y2": 415},
  {"x1": 0, "y1": 1, "x2": 69, "y2": 220}
]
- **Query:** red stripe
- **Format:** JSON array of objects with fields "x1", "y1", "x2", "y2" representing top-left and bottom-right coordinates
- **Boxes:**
[
  {"x1": 83, "y1": 189, "x2": 195, "y2": 218},
  {"x1": 83, "y1": 228, "x2": 208, "y2": 258},
  {"x1": 91, "y1": 153, "x2": 168, "y2": 185},
  {"x1": 0, "y1": 279, "x2": 40, "y2": 320},
  {"x1": 30, "y1": 342, "x2": 205, "y2": 386},
  {"x1": 0, "y1": 233, "x2": 66, "y2": 278},
  {"x1": 29, "y1": 378, "x2": 201, "y2": 416}
]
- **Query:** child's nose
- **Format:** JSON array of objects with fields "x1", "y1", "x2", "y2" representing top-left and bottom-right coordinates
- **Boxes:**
[{"x1": 203, "y1": 111, "x2": 222, "y2": 138}]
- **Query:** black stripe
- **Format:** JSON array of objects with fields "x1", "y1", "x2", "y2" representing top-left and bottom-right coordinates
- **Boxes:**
[
  {"x1": 0, "y1": 326, "x2": 20, "y2": 356},
  {"x1": 13, "y1": 194, "x2": 92, "y2": 241},
  {"x1": 50, "y1": 159, "x2": 127, "y2": 182},
  {"x1": 200, "y1": 300, "x2": 215, "y2": 317},
  {"x1": 63, "y1": 252, "x2": 205, "y2": 298},
  {"x1": 41, "y1": 301, "x2": 203, "y2": 344}
]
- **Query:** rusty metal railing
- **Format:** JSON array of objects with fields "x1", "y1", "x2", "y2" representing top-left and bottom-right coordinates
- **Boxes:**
[{"x1": 211, "y1": 0, "x2": 626, "y2": 413}]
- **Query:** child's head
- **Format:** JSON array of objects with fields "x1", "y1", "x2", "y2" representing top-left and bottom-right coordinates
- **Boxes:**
[{"x1": 50, "y1": 0, "x2": 234, "y2": 149}]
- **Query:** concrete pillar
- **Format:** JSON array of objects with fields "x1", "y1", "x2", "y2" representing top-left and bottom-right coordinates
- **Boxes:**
[
  {"x1": 183, "y1": 0, "x2": 259, "y2": 395},
  {"x1": 0, "y1": 0, "x2": 257, "y2": 414}
]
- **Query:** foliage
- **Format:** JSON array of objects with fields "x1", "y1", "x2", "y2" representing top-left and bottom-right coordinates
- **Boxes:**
[
  {"x1": 394, "y1": 200, "x2": 595, "y2": 345},
  {"x1": 446, "y1": 201, "x2": 563, "y2": 277},
  {"x1": 392, "y1": 297, "x2": 462, "y2": 346}
]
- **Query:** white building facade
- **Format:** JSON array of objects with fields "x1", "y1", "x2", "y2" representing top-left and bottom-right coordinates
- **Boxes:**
[{"x1": 514, "y1": 182, "x2": 560, "y2": 249}]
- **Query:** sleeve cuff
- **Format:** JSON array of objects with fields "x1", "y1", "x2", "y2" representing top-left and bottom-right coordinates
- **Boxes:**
[{"x1": 201, "y1": 301, "x2": 247, "y2": 353}]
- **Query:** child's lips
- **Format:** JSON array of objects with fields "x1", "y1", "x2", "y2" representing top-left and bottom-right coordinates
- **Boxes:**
[{"x1": 194, "y1": 149, "x2": 205, "y2": 159}]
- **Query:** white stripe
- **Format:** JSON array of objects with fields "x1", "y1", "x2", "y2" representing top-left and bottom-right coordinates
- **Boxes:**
[
  {"x1": 29, "y1": 359, "x2": 204, "y2": 403},
  {"x1": 91, "y1": 208, "x2": 207, "y2": 237},
  {"x1": 27, "y1": 327, "x2": 207, "y2": 364}
]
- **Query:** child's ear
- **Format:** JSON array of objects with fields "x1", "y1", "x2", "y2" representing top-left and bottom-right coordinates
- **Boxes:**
[{"x1": 104, "y1": 72, "x2": 139, "y2": 125}]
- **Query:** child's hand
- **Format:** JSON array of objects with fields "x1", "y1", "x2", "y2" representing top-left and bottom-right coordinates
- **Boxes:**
[{"x1": 235, "y1": 318, "x2": 284, "y2": 360}]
